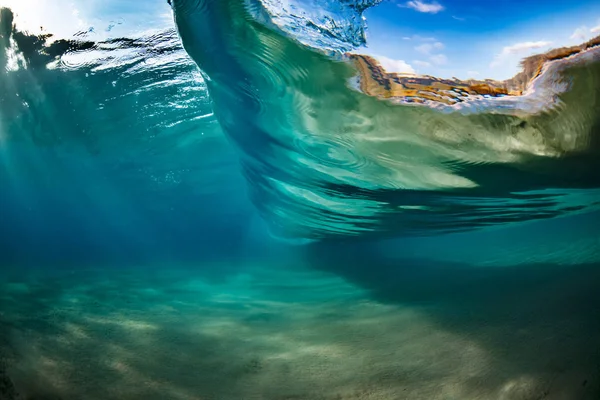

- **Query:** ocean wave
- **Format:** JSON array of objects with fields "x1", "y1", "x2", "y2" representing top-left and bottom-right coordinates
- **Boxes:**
[
  {"x1": 171, "y1": 0, "x2": 600, "y2": 240},
  {"x1": 247, "y1": 0, "x2": 381, "y2": 52},
  {"x1": 3, "y1": 2, "x2": 599, "y2": 241}
]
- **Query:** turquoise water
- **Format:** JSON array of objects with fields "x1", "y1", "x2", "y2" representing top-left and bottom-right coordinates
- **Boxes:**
[{"x1": 1, "y1": 1, "x2": 600, "y2": 399}]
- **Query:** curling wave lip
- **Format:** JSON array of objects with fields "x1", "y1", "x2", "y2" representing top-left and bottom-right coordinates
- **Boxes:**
[{"x1": 171, "y1": 0, "x2": 600, "y2": 240}]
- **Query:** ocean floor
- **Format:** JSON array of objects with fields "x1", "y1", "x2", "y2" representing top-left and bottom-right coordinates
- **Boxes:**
[{"x1": 0, "y1": 256, "x2": 599, "y2": 400}]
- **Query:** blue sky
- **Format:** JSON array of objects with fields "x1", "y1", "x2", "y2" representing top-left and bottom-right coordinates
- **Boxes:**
[{"x1": 363, "y1": 0, "x2": 600, "y2": 80}]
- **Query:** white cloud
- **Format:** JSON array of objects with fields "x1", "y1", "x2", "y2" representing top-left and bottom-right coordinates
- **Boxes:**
[
  {"x1": 403, "y1": 35, "x2": 437, "y2": 42},
  {"x1": 568, "y1": 19, "x2": 600, "y2": 42},
  {"x1": 570, "y1": 26, "x2": 589, "y2": 41},
  {"x1": 402, "y1": 0, "x2": 444, "y2": 14},
  {"x1": 415, "y1": 41, "x2": 444, "y2": 54},
  {"x1": 467, "y1": 71, "x2": 480, "y2": 77},
  {"x1": 490, "y1": 40, "x2": 552, "y2": 68},
  {"x1": 374, "y1": 55, "x2": 415, "y2": 74},
  {"x1": 430, "y1": 54, "x2": 447, "y2": 65},
  {"x1": 452, "y1": 16, "x2": 465, "y2": 21},
  {"x1": 414, "y1": 41, "x2": 446, "y2": 66},
  {"x1": 415, "y1": 44, "x2": 431, "y2": 54},
  {"x1": 413, "y1": 60, "x2": 431, "y2": 68},
  {"x1": 503, "y1": 41, "x2": 553, "y2": 54}
]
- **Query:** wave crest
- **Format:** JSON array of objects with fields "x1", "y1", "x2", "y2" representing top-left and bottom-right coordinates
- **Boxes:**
[
  {"x1": 173, "y1": 0, "x2": 600, "y2": 239},
  {"x1": 247, "y1": 0, "x2": 381, "y2": 52}
]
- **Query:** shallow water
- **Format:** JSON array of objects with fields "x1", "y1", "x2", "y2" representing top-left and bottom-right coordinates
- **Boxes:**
[
  {"x1": 1, "y1": 1, "x2": 600, "y2": 399},
  {"x1": 2, "y1": 232, "x2": 600, "y2": 399}
]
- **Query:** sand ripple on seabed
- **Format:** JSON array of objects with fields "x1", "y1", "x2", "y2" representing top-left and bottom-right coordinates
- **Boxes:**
[{"x1": 0, "y1": 265, "x2": 598, "y2": 400}]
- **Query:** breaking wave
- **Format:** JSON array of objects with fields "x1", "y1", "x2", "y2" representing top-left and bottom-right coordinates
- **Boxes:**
[
  {"x1": 171, "y1": 0, "x2": 600, "y2": 239},
  {"x1": 2, "y1": 1, "x2": 599, "y2": 241}
]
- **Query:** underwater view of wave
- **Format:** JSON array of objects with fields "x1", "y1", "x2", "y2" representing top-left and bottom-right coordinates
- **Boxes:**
[
  {"x1": 1, "y1": 0, "x2": 600, "y2": 399},
  {"x1": 174, "y1": 0, "x2": 600, "y2": 239}
]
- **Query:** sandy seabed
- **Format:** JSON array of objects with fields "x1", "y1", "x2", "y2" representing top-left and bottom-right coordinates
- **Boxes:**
[{"x1": 0, "y1": 258, "x2": 599, "y2": 400}]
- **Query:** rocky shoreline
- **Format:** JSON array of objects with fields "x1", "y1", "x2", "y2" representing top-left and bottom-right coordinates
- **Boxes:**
[{"x1": 349, "y1": 35, "x2": 600, "y2": 104}]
